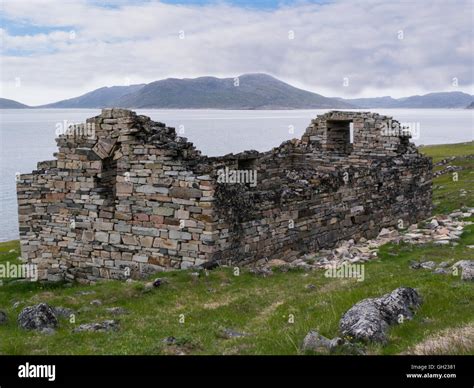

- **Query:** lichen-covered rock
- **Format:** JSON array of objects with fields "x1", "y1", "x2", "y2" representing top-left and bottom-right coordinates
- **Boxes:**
[
  {"x1": 73, "y1": 320, "x2": 119, "y2": 333},
  {"x1": 461, "y1": 266, "x2": 474, "y2": 281},
  {"x1": 420, "y1": 261, "x2": 436, "y2": 270},
  {"x1": 339, "y1": 298, "x2": 389, "y2": 343},
  {"x1": 378, "y1": 287, "x2": 422, "y2": 324},
  {"x1": 18, "y1": 303, "x2": 58, "y2": 330},
  {"x1": 339, "y1": 287, "x2": 421, "y2": 343},
  {"x1": 217, "y1": 328, "x2": 249, "y2": 339},
  {"x1": 453, "y1": 260, "x2": 474, "y2": 281},
  {"x1": 301, "y1": 330, "x2": 343, "y2": 353}
]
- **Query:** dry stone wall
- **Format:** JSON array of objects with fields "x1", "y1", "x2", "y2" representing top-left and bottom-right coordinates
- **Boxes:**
[{"x1": 16, "y1": 109, "x2": 432, "y2": 283}]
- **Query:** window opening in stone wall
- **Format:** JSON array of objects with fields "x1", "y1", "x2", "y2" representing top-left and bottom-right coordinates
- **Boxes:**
[
  {"x1": 238, "y1": 158, "x2": 257, "y2": 170},
  {"x1": 326, "y1": 119, "x2": 353, "y2": 154},
  {"x1": 98, "y1": 155, "x2": 118, "y2": 204}
]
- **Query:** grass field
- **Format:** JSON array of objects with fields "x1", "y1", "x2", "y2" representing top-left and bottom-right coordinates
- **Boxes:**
[
  {"x1": 420, "y1": 141, "x2": 474, "y2": 214},
  {"x1": 0, "y1": 142, "x2": 472, "y2": 355}
]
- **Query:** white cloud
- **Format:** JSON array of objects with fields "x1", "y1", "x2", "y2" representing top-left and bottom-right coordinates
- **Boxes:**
[{"x1": 0, "y1": 0, "x2": 472, "y2": 105}]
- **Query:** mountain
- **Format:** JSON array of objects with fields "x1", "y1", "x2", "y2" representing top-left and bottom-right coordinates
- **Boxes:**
[
  {"x1": 466, "y1": 101, "x2": 474, "y2": 109},
  {"x1": 115, "y1": 74, "x2": 355, "y2": 109},
  {"x1": 40, "y1": 74, "x2": 354, "y2": 109},
  {"x1": 10, "y1": 75, "x2": 473, "y2": 109},
  {"x1": 341, "y1": 92, "x2": 474, "y2": 109},
  {"x1": 40, "y1": 84, "x2": 146, "y2": 108},
  {"x1": 0, "y1": 98, "x2": 30, "y2": 109}
]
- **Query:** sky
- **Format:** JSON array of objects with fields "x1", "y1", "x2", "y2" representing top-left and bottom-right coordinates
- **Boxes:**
[{"x1": 0, "y1": 0, "x2": 473, "y2": 105}]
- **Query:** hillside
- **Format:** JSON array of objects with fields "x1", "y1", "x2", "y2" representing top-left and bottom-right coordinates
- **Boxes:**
[
  {"x1": 0, "y1": 98, "x2": 30, "y2": 109},
  {"x1": 40, "y1": 85, "x2": 145, "y2": 108}
]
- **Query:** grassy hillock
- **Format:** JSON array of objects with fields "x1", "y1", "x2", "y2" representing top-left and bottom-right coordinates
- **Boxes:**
[{"x1": 0, "y1": 142, "x2": 472, "y2": 355}]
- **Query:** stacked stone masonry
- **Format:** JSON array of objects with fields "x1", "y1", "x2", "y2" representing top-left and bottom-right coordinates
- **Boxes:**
[{"x1": 16, "y1": 109, "x2": 432, "y2": 283}]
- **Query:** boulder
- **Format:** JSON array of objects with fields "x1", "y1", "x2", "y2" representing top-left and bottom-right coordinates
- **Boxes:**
[
  {"x1": 420, "y1": 261, "x2": 436, "y2": 270},
  {"x1": 301, "y1": 330, "x2": 364, "y2": 354},
  {"x1": 339, "y1": 287, "x2": 421, "y2": 343},
  {"x1": 461, "y1": 266, "x2": 474, "y2": 281},
  {"x1": 453, "y1": 260, "x2": 474, "y2": 281},
  {"x1": 409, "y1": 261, "x2": 422, "y2": 270},
  {"x1": 377, "y1": 287, "x2": 422, "y2": 324},
  {"x1": 339, "y1": 298, "x2": 389, "y2": 343},
  {"x1": 217, "y1": 328, "x2": 249, "y2": 339},
  {"x1": 18, "y1": 303, "x2": 58, "y2": 331}
]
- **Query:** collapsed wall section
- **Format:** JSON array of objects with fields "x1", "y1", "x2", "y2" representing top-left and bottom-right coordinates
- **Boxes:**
[{"x1": 210, "y1": 144, "x2": 432, "y2": 266}]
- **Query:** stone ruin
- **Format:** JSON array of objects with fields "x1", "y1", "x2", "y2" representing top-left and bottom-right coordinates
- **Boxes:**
[{"x1": 16, "y1": 109, "x2": 432, "y2": 283}]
